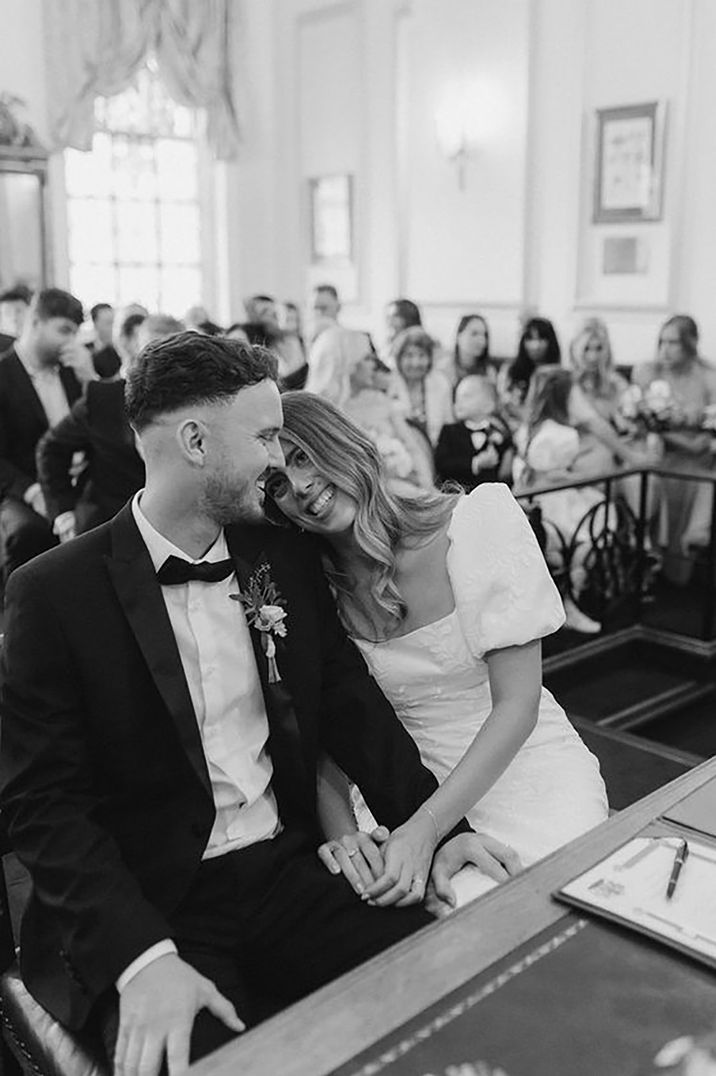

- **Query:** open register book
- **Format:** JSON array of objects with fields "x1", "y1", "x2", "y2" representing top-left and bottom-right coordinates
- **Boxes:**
[{"x1": 555, "y1": 779, "x2": 716, "y2": 969}]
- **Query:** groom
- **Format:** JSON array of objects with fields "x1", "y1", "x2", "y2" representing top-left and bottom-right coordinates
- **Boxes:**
[{"x1": 1, "y1": 333, "x2": 482, "y2": 1075}]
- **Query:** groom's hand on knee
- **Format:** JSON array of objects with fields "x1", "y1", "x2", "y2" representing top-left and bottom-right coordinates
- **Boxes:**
[
  {"x1": 427, "y1": 833, "x2": 522, "y2": 916},
  {"x1": 114, "y1": 953, "x2": 245, "y2": 1076}
]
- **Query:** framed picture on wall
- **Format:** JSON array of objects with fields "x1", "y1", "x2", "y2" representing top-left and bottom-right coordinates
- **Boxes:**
[
  {"x1": 593, "y1": 102, "x2": 666, "y2": 223},
  {"x1": 308, "y1": 174, "x2": 353, "y2": 265}
]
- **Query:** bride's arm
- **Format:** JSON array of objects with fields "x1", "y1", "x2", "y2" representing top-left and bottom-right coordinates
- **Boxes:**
[
  {"x1": 363, "y1": 640, "x2": 540, "y2": 905},
  {"x1": 316, "y1": 754, "x2": 387, "y2": 893},
  {"x1": 316, "y1": 753, "x2": 358, "y2": 840}
]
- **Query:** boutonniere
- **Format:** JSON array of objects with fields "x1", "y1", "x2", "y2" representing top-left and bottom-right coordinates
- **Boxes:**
[{"x1": 230, "y1": 562, "x2": 287, "y2": 683}]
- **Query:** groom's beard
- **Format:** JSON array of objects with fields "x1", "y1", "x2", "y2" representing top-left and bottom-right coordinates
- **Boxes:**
[{"x1": 202, "y1": 470, "x2": 266, "y2": 525}]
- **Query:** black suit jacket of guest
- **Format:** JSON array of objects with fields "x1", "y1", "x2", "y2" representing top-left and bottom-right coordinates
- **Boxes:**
[
  {"x1": 36, "y1": 378, "x2": 145, "y2": 527},
  {"x1": 0, "y1": 348, "x2": 82, "y2": 499},
  {"x1": 0, "y1": 506, "x2": 464, "y2": 1030}
]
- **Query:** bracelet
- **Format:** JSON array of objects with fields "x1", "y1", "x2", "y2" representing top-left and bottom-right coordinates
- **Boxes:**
[{"x1": 419, "y1": 803, "x2": 441, "y2": 843}]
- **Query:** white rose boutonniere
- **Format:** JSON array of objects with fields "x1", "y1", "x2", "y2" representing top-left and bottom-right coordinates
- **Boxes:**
[{"x1": 231, "y1": 563, "x2": 287, "y2": 683}]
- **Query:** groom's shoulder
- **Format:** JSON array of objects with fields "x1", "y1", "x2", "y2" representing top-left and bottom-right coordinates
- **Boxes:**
[{"x1": 229, "y1": 521, "x2": 323, "y2": 568}]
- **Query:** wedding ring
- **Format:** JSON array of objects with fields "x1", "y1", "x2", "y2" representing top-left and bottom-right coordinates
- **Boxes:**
[
  {"x1": 412, "y1": 876, "x2": 424, "y2": 890},
  {"x1": 347, "y1": 849, "x2": 358, "y2": 858}
]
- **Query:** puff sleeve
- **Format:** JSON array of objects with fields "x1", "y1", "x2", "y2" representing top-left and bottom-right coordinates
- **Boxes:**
[{"x1": 446, "y1": 483, "x2": 565, "y2": 657}]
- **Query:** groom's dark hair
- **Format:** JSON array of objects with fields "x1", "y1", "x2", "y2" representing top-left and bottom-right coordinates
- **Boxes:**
[{"x1": 126, "y1": 330, "x2": 278, "y2": 433}]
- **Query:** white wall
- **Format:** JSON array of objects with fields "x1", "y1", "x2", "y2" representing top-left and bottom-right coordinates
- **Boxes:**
[
  {"x1": 242, "y1": 0, "x2": 716, "y2": 362},
  {"x1": 3, "y1": 0, "x2": 716, "y2": 362}
]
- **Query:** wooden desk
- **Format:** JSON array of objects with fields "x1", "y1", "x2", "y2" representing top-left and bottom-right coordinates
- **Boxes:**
[{"x1": 192, "y1": 757, "x2": 716, "y2": 1076}]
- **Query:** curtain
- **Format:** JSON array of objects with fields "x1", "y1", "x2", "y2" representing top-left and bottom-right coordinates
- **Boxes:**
[{"x1": 43, "y1": 0, "x2": 240, "y2": 160}]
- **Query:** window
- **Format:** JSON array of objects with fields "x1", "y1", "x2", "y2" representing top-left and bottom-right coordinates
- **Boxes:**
[{"x1": 65, "y1": 64, "x2": 203, "y2": 316}]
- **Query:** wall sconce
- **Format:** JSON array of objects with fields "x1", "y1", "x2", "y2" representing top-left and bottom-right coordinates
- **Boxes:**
[{"x1": 434, "y1": 81, "x2": 481, "y2": 191}]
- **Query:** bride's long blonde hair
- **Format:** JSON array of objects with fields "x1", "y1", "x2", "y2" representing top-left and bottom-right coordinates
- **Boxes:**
[{"x1": 278, "y1": 392, "x2": 458, "y2": 631}]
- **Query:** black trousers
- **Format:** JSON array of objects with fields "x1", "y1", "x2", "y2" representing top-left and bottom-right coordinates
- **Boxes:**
[{"x1": 97, "y1": 828, "x2": 433, "y2": 1066}]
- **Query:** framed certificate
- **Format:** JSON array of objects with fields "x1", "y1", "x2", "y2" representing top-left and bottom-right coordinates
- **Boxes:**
[{"x1": 593, "y1": 102, "x2": 666, "y2": 223}]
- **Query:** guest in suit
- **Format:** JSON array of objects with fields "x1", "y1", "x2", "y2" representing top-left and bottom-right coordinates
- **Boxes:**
[
  {"x1": 1, "y1": 331, "x2": 489, "y2": 1074},
  {"x1": 0, "y1": 288, "x2": 93, "y2": 580},
  {"x1": 435, "y1": 376, "x2": 513, "y2": 491},
  {"x1": 37, "y1": 313, "x2": 191, "y2": 543},
  {"x1": 0, "y1": 283, "x2": 32, "y2": 353},
  {"x1": 36, "y1": 377, "x2": 145, "y2": 540},
  {"x1": 88, "y1": 302, "x2": 122, "y2": 379}
]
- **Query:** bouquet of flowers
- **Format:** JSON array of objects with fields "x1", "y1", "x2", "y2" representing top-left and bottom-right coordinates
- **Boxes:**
[
  {"x1": 618, "y1": 379, "x2": 680, "y2": 433},
  {"x1": 372, "y1": 432, "x2": 415, "y2": 480}
]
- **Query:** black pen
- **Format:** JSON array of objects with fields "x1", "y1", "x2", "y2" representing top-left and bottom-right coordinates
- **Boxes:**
[{"x1": 666, "y1": 839, "x2": 689, "y2": 900}]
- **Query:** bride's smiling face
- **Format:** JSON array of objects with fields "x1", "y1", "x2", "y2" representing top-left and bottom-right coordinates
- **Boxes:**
[{"x1": 268, "y1": 438, "x2": 358, "y2": 535}]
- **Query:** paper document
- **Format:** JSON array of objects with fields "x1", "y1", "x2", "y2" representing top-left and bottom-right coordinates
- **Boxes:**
[{"x1": 560, "y1": 835, "x2": 716, "y2": 963}]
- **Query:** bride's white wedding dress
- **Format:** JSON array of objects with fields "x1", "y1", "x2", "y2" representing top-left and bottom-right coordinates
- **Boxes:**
[{"x1": 352, "y1": 483, "x2": 609, "y2": 904}]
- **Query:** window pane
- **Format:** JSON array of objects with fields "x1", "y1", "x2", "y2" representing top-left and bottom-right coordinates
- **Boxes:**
[
  {"x1": 111, "y1": 138, "x2": 157, "y2": 200},
  {"x1": 67, "y1": 65, "x2": 203, "y2": 314},
  {"x1": 68, "y1": 199, "x2": 114, "y2": 264},
  {"x1": 117, "y1": 267, "x2": 160, "y2": 312},
  {"x1": 69, "y1": 264, "x2": 117, "y2": 310},
  {"x1": 159, "y1": 267, "x2": 202, "y2": 318},
  {"x1": 65, "y1": 135, "x2": 112, "y2": 198},
  {"x1": 156, "y1": 140, "x2": 198, "y2": 201},
  {"x1": 115, "y1": 202, "x2": 159, "y2": 264},
  {"x1": 159, "y1": 204, "x2": 200, "y2": 264}
]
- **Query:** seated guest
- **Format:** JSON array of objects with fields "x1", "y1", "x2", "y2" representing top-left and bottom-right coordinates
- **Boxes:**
[
  {"x1": 271, "y1": 392, "x2": 608, "y2": 905},
  {"x1": 279, "y1": 301, "x2": 308, "y2": 389},
  {"x1": 435, "y1": 376, "x2": 512, "y2": 490},
  {"x1": 390, "y1": 327, "x2": 453, "y2": 446},
  {"x1": 38, "y1": 317, "x2": 191, "y2": 542},
  {"x1": 445, "y1": 314, "x2": 495, "y2": 386},
  {"x1": 513, "y1": 367, "x2": 613, "y2": 634},
  {"x1": 308, "y1": 329, "x2": 432, "y2": 490},
  {"x1": 245, "y1": 293, "x2": 306, "y2": 387},
  {"x1": 569, "y1": 318, "x2": 659, "y2": 522},
  {"x1": 184, "y1": 303, "x2": 211, "y2": 331},
  {"x1": 633, "y1": 314, "x2": 716, "y2": 583},
  {"x1": 137, "y1": 313, "x2": 184, "y2": 351},
  {"x1": 0, "y1": 288, "x2": 92, "y2": 580},
  {"x1": 384, "y1": 297, "x2": 422, "y2": 354},
  {"x1": 0, "y1": 284, "x2": 32, "y2": 353},
  {"x1": 1, "y1": 332, "x2": 486, "y2": 1072},
  {"x1": 311, "y1": 283, "x2": 341, "y2": 341},
  {"x1": 89, "y1": 302, "x2": 122, "y2": 379},
  {"x1": 501, "y1": 316, "x2": 562, "y2": 423},
  {"x1": 116, "y1": 311, "x2": 146, "y2": 368}
]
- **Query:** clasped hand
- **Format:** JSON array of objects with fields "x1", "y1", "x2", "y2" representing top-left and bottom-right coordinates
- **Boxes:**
[{"x1": 318, "y1": 824, "x2": 521, "y2": 912}]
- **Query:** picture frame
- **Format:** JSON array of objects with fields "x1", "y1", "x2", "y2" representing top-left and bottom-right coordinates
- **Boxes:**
[
  {"x1": 593, "y1": 102, "x2": 666, "y2": 223},
  {"x1": 308, "y1": 174, "x2": 353, "y2": 265}
]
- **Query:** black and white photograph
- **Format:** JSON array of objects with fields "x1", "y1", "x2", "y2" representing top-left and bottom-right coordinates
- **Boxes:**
[{"x1": 0, "y1": 2, "x2": 715, "y2": 1074}]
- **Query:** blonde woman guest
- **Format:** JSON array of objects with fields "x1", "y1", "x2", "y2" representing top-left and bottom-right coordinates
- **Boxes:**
[
  {"x1": 308, "y1": 330, "x2": 433, "y2": 490},
  {"x1": 390, "y1": 327, "x2": 453, "y2": 446},
  {"x1": 267, "y1": 393, "x2": 608, "y2": 908},
  {"x1": 633, "y1": 315, "x2": 716, "y2": 583}
]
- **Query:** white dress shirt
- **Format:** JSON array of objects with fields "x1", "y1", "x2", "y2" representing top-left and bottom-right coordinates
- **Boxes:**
[
  {"x1": 16, "y1": 344, "x2": 71, "y2": 428},
  {"x1": 118, "y1": 492, "x2": 281, "y2": 990}
]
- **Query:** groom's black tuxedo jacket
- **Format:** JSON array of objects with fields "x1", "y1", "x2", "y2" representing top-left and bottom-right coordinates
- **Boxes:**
[{"x1": 0, "y1": 504, "x2": 457, "y2": 1029}]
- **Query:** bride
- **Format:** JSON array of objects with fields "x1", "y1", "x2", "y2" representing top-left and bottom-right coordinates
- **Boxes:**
[{"x1": 267, "y1": 392, "x2": 608, "y2": 908}]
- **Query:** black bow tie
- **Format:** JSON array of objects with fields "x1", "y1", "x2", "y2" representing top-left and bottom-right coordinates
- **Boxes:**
[{"x1": 157, "y1": 556, "x2": 235, "y2": 586}]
